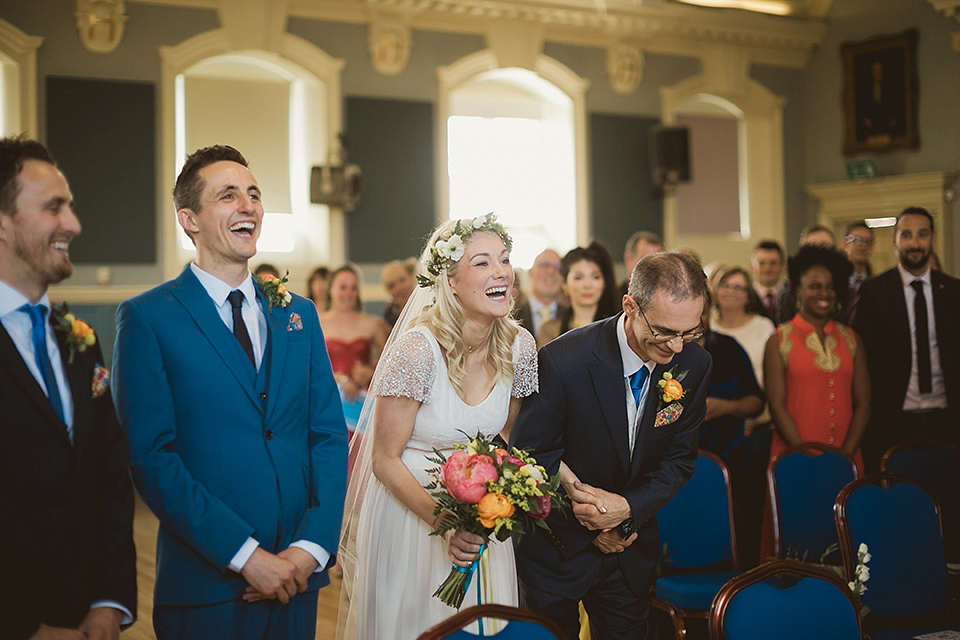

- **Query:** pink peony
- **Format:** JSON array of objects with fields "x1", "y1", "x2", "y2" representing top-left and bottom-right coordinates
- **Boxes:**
[
  {"x1": 531, "y1": 493, "x2": 551, "y2": 519},
  {"x1": 506, "y1": 456, "x2": 525, "y2": 467},
  {"x1": 442, "y1": 451, "x2": 498, "y2": 504}
]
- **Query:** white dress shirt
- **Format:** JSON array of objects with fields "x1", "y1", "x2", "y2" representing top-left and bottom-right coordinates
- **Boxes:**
[
  {"x1": 897, "y1": 264, "x2": 947, "y2": 411},
  {"x1": 189, "y1": 264, "x2": 331, "y2": 573},
  {"x1": 0, "y1": 278, "x2": 132, "y2": 624},
  {"x1": 616, "y1": 314, "x2": 655, "y2": 457}
]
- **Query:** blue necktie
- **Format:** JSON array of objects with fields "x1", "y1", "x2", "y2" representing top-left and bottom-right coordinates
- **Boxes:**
[
  {"x1": 630, "y1": 366, "x2": 649, "y2": 408},
  {"x1": 21, "y1": 303, "x2": 66, "y2": 425}
]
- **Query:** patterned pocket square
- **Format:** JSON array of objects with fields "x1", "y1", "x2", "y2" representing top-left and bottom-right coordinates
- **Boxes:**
[
  {"x1": 655, "y1": 402, "x2": 683, "y2": 427},
  {"x1": 287, "y1": 312, "x2": 303, "y2": 332},
  {"x1": 91, "y1": 364, "x2": 110, "y2": 399}
]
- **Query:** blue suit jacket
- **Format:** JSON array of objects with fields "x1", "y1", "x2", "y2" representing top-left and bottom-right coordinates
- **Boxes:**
[
  {"x1": 511, "y1": 313, "x2": 712, "y2": 599},
  {"x1": 112, "y1": 266, "x2": 348, "y2": 606}
]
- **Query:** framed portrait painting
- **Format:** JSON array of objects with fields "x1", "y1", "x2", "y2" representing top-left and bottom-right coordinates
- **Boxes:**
[{"x1": 841, "y1": 29, "x2": 919, "y2": 155}]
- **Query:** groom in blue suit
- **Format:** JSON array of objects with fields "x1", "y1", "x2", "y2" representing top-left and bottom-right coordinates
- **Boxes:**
[{"x1": 112, "y1": 145, "x2": 347, "y2": 640}]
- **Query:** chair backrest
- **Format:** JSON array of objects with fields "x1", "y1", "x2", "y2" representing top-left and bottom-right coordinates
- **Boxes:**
[
  {"x1": 709, "y1": 560, "x2": 862, "y2": 640},
  {"x1": 835, "y1": 472, "x2": 947, "y2": 619},
  {"x1": 416, "y1": 604, "x2": 565, "y2": 639},
  {"x1": 769, "y1": 443, "x2": 859, "y2": 561},
  {"x1": 881, "y1": 439, "x2": 960, "y2": 561},
  {"x1": 657, "y1": 450, "x2": 738, "y2": 570}
]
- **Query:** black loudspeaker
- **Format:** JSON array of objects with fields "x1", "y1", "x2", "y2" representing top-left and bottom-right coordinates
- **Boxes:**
[{"x1": 650, "y1": 126, "x2": 691, "y2": 185}]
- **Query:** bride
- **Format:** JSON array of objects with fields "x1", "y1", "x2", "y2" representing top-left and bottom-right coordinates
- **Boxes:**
[{"x1": 337, "y1": 214, "x2": 538, "y2": 639}]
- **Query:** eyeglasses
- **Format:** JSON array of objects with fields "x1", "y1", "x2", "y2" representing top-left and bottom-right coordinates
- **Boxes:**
[
  {"x1": 718, "y1": 283, "x2": 749, "y2": 293},
  {"x1": 844, "y1": 235, "x2": 874, "y2": 246},
  {"x1": 637, "y1": 307, "x2": 704, "y2": 344}
]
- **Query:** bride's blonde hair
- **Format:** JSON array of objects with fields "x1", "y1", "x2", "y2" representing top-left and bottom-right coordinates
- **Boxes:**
[{"x1": 414, "y1": 218, "x2": 519, "y2": 398}]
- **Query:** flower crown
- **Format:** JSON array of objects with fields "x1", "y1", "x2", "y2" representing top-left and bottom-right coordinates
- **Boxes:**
[{"x1": 416, "y1": 213, "x2": 513, "y2": 289}]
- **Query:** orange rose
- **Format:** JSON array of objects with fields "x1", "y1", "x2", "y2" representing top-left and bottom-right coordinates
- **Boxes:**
[
  {"x1": 477, "y1": 492, "x2": 515, "y2": 528},
  {"x1": 276, "y1": 283, "x2": 287, "y2": 296},
  {"x1": 71, "y1": 319, "x2": 94, "y2": 341},
  {"x1": 662, "y1": 378, "x2": 683, "y2": 402},
  {"x1": 261, "y1": 273, "x2": 277, "y2": 282}
]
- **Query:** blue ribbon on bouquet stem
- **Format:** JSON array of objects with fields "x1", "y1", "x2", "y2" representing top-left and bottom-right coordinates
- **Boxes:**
[{"x1": 453, "y1": 542, "x2": 487, "y2": 634}]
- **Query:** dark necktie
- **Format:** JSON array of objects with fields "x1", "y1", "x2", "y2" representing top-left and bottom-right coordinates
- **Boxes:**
[
  {"x1": 228, "y1": 290, "x2": 256, "y2": 367},
  {"x1": 630, "y1": 366, "x2": 649, "y2": 409},
  {"x1": 20, "y1": 303, "x2": 66, "y2": 424},
  {"x1": 911, "y1": 280, "x2": 931, "y2": 394},
  {"x1": 765, "y1": 292, "x2": 776, "y2": 319}
]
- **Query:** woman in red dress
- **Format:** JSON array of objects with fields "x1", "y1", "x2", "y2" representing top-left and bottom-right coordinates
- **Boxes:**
[{"x1": 759, "y1": 245, "x2": 870, "y2": 559}]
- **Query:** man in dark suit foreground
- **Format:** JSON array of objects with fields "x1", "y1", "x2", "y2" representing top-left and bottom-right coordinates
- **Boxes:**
[
  {"x1": 512, "y1": 251, "x2": 712, "y2": 639},
  {"x1": 0, "y1": 136, "x2": 136, "y2": 639},
  {"x1": 851, "y1": 206, "x2": 960, "y2": 470}
]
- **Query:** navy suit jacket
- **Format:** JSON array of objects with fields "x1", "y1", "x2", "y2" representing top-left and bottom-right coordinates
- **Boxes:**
[
  {"x1": 112, "y1": 266, "x2": 348, "y2": 606},
  {"x1": 851, "y1": 267, "x2": 960, "y2": 424},
  {"x1": 1, "y1": 318, "x2": 136, "y2": 638},
  {"x1": 511, "y1": 314, "x2": 712, "y2": 599}
]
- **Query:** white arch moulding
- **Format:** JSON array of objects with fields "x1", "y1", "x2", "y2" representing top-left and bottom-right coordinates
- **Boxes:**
[{"x1": 159, "y1": 29, "x2": 345, "y2": 279}]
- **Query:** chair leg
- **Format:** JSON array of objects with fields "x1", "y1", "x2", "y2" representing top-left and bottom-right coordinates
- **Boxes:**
[{"x1": 650, "y1": 598, "x2": 687, "y2": 640}]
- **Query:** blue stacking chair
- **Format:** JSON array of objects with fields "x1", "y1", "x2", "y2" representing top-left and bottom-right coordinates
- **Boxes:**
[
  {"x1": 835, "y1": 472, "x2": 957, "y2": 639},
  {"x1": 881, "y1": 439, "x2": 960, "y2": 563},
  {"x1": 416, "y1": 604, "x2": 564, "y2": 639},
  {"x1": 709, "y1": 560, "x2": 862, "y2": 640},
  {"x1": 651, "y1": 451, "x2": 741, "y2": 638},
  {"x1": 769, "y1": 443, "x2": 858, "y2": 562}
]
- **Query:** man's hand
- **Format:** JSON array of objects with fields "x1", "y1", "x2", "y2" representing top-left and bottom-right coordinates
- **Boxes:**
[
  {"x1": 567, "y1": 481, "x2": 631, "y2": 531},
  {"x1": 445, "y1": 529, "x2": 486, "y2": 568},
  {"x1": 239, "y1": 547, "x2": 300, "y2": 604},
  {"x1": 28, "y1": 624, "x2": 84, "y2": 640},
  {"x1": 243, "y1": 547, "x2": 319, "y2": 603},
  {"x1": 591, "y1": 530, "x2": 638, "y2": 554},
  {"x1": 77, "y1": 607, "x2": 122, "y2": 640}
]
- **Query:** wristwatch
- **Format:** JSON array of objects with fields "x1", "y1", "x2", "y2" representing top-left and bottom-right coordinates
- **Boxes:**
[{"x1": 617, "y1": 518, "x2": 635, "y2": 539}]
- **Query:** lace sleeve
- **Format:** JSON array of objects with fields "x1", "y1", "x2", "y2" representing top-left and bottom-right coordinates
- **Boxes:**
[
  {"x1": 511, "y1": 328, "x2": 539, "y2": 398},
  {"x1": 371, "y1": 329, "x2": 436, "y2": 403}
]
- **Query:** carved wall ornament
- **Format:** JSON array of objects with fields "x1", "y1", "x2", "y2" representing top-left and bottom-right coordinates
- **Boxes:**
[
  {"x1": 369, "y1": 20, "x2": 411, "y2": 76},
  {"x1": 76, "y1": 0, "x2": 127, "y2": 54},
  {"x1": 607, "y1": 42, "x2": 643, "y2": 94}
]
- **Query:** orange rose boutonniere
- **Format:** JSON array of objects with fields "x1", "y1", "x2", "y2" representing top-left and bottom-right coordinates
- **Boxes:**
[
  {"x1": 656, "y1": 366, "x2": 688, "y2": 411},
  {"x1": 51, "y1": 302, "x2": 96, "y2": 364},
  {"x1": 254, "y1": 271, "x2": 292, "y2": 314}
]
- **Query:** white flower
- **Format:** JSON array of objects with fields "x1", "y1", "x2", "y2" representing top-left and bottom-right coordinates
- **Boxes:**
[
  {"x1": 521, "y1": 464, "x2": 543, "y2": 482},
  {"x1": 446, "y1": 234, "x2": 465, "y2": 261},
  {"x1": 859, "y1": 583, "x2": 867, "y2": 595},
  {"x1": 466, "y1": 440, "x2": 478, "y2": 455},
  {"x1": 472, "y1": 215, "x2": 486, "y2": 229},
  {"x1": 435, "y1": 239, "x2": 449, "y2": 258},
  {"x1": 858, "y1": 543, "x2": 869, "y2": 555},
  {"x1": 283, "y1": 291, "x2": 292, "y2": 304},
  {"x1": 861, "y1": 551, "x2": 871, "y2": 563},
  {"x1": 857, "y1": 565, "x2": 870, "y2": 582},
  {"x1": 848, "y1": 581, "x2": 856, "y2": 592}
]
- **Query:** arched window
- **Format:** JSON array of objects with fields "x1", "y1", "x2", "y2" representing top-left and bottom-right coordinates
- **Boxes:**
[{"x1": 439, "y1": 52, "x2": 588, "y2": 268}]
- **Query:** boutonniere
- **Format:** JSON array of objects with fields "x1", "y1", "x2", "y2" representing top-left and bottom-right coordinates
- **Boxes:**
[
  {"x1": 51, "y1": 303, "x2": 95, "y2": 364},
  {"x1": 656, "y1": 366, "x2": 688, "y2": 412},
  {"x1": 254, "y1": 271, "x2": 292, "y2": 313}
]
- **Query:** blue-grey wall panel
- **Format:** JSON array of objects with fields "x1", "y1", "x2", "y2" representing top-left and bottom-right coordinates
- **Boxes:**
[
  {"x1": 345, "y1": 97, "x2": 436, "y2": 262},
  {"x1": 46, "y1": 76, "x2": 156, "y2": 264},
  {"x1": 589, "y1": 113, "x2": 663, "y2": 258}
]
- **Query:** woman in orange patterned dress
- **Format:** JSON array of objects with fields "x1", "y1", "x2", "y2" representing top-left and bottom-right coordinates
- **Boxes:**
[{"x1": 759, "y1": 246, "x2": 870, "y2": 560}]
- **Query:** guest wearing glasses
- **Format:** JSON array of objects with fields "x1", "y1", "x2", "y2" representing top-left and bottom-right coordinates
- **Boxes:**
[
  {"x1": 710, "y1": 266, "x2": 775, "y2": 390},
  {"x1": 842, "y1": 220, "x2": 874, "y2": 305},
  {"x1": 513, "y1": 251, "x2": 712, "y2": 639}
]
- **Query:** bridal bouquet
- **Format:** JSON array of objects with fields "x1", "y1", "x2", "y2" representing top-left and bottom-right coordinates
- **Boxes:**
[{"x1": 424, "y1": 432, "x2": 566, "y2": 608}]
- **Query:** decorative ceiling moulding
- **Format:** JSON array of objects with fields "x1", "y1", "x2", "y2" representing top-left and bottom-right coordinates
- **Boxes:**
[
  {"x1": 284, "y1": 0, "x2": 825, "y2": 68},
  {"x1": 369, "y1": 16, "x2": 412, "y2": 75},
  {"x1": 76, "y1": 0, "x2": 128, "y2": 53}
]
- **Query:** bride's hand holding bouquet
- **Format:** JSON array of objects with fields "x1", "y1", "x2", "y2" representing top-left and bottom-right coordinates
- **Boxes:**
[{"x1": 424, "y1": 432, "x2": 566, "y2": 608}]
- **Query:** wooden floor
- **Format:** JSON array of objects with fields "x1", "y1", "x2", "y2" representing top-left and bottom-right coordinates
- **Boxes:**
[{"x1": 124, "y1": 496, "x2": 341, "y2": 639}]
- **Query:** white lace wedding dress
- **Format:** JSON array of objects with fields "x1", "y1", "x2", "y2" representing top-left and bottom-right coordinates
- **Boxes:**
[{"x1": 343, "y1": 325, "x2": 537, "y2": 640}]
